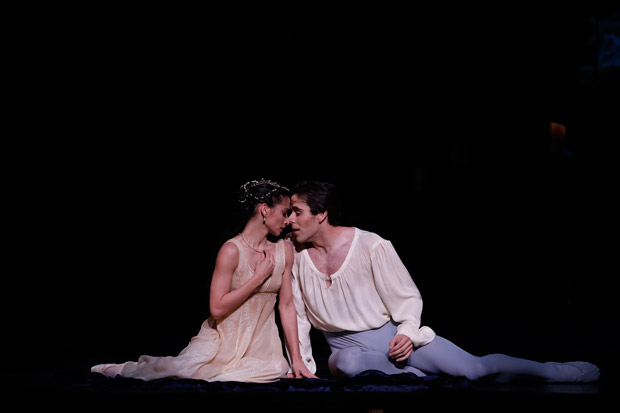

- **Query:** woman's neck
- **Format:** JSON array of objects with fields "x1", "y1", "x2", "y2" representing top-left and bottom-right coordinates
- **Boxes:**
[{"x1": 240, "y1": 218, "x2": 269, "y2": 250}]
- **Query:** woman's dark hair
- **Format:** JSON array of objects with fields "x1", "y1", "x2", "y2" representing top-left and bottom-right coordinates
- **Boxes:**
[
  {"x1": 222, "y1": 178, "x2": 290, "y2": 240},
  {"x1": 213, "y1": 178, "x2": 290, "y2": 270},
  {"x1": 237, "y1": 178, "x2": 290, "y2": 224},
  {"x1": 291, "y1": 180, "x2": 342, "y2": 226}
]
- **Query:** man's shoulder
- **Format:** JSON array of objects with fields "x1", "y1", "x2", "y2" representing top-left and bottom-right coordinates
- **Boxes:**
[{"x1": 356, "y1": 227, "x2": 386, "y2": 250}]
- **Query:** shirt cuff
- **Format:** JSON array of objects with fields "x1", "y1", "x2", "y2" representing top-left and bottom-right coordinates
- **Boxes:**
[{"x1": 397, "y1": 323, "x2": 436, "y2": 347}]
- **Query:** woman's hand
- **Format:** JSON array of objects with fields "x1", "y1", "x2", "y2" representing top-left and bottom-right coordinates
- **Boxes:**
[
  {"x1": 287, "y1": 359, "x2": 318, "y2": 379},
  {"x1": 253, "y1": 250, "x2": 275, "y2": 282},
  {"x1": 389, "y1": 334, "x2": 413, "y2": 363}
]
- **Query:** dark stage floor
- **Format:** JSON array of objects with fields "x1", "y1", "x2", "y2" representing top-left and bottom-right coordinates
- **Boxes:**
[{"x1": 4, "y1": 317, "x2": 618, "y2": 412}]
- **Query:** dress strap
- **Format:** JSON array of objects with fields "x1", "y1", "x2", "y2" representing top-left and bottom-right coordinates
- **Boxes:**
[{"x1": 276, "y1": 238, "x2": 285, "y2": 265}]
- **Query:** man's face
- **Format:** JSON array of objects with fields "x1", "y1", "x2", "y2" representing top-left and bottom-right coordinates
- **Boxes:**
[{"x1": 289, "y1": 194, "x2": 321, "y2": 244}]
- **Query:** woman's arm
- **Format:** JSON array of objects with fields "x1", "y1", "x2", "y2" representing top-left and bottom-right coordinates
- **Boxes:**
[
  {"x1": 279, "y1": 242, "x2": 317, "y2": 378},
  {"x1": 209, "y1": 242, "x2": 275, "y2": 319}
]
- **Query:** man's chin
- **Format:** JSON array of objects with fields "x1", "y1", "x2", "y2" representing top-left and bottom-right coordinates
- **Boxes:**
[{"x1": 291, "y1": 231, "x2": 305, "y2": 244}]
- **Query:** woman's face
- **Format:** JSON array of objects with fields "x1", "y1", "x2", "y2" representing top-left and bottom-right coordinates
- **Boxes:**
[{"x1": 264, "y1": 197, "x2": 291, "y2": 236}]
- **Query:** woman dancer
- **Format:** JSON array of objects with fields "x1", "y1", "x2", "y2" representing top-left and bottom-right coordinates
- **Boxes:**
[{"x1": 91, "y1": 179, "x2": 316, "y2": 382}]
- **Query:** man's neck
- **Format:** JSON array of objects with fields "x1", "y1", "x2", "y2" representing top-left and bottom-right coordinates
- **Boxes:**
[{"x1": 310, "y1": 225, "x2": 350, "y2": 254}]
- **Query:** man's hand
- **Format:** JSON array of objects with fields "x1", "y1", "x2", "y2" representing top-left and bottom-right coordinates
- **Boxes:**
[{"x1": 389, "y1": 334, "x2": 413, "y2": 363}]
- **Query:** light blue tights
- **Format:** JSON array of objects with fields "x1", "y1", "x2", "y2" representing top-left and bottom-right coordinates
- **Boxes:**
[{"x1": 324, "y1": 321, "x2": 594, "y2": 382}]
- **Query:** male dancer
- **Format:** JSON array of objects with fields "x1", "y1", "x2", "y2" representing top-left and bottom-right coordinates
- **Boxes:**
[{"x1": 287, "y1": 180, "x2": 599, "y2": 382}]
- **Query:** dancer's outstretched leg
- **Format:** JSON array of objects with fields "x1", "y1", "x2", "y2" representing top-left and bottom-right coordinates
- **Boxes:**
[
  {"x1": 408, "y1": 335, "x2": 599, "y2": 383},
  {"x1": 324, "y1": 322, "x2": 426, "y2": 378},
  {"x1": 328, "y1": 347, "x2": 425, "y2": 378}
]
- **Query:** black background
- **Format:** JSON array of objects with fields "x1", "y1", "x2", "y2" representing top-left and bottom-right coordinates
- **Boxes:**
[{"x1": 7, "y1": 5, "x2": 619, "y2": 385}]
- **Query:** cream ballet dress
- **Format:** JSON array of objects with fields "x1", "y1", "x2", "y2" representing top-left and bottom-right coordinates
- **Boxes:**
[{"x1": 91, "y1": 238, "x2": 290, "y2": 383}]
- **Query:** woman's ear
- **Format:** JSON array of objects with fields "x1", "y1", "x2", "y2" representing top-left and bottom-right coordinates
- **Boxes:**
[{"x1": 260, "y1": 203, "x2": 270, "y2": 218}]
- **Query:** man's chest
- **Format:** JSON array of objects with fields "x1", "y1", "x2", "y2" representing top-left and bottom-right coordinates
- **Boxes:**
[{"x1": 308, "y1": 247, "x2": 349, "y2": 277}]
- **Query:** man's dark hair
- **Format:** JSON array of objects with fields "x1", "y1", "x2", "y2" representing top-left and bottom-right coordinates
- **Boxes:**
[{"x1": 292, "y1": 180, "x2": 342, "y2": 226}]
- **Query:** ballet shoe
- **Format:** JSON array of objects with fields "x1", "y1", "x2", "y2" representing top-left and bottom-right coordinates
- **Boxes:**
[
  {"x1": 564, "y1": 361, "x2": 600, "y2": 383},
  {"x1": 545, "y1": 361, "x2": 600, "y2": 383},
  {"x1": 91, "y1": 363, "x2": 124, "y2": 377}
]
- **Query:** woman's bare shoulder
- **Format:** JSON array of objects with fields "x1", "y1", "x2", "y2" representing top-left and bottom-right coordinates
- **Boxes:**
[{"x1": 217, "y1": 240, "x2": 240, "y2": 261}]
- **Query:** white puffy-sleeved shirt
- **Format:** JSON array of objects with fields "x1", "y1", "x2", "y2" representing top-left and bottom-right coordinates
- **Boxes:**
[{"x1": 290, "y1": 228, "x2": 436, "y2": 373}]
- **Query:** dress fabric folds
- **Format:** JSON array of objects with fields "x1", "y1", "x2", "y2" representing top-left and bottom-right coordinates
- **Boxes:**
[{"x1": 91, "y1": 238, "x2": 290, "y2": 383}]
